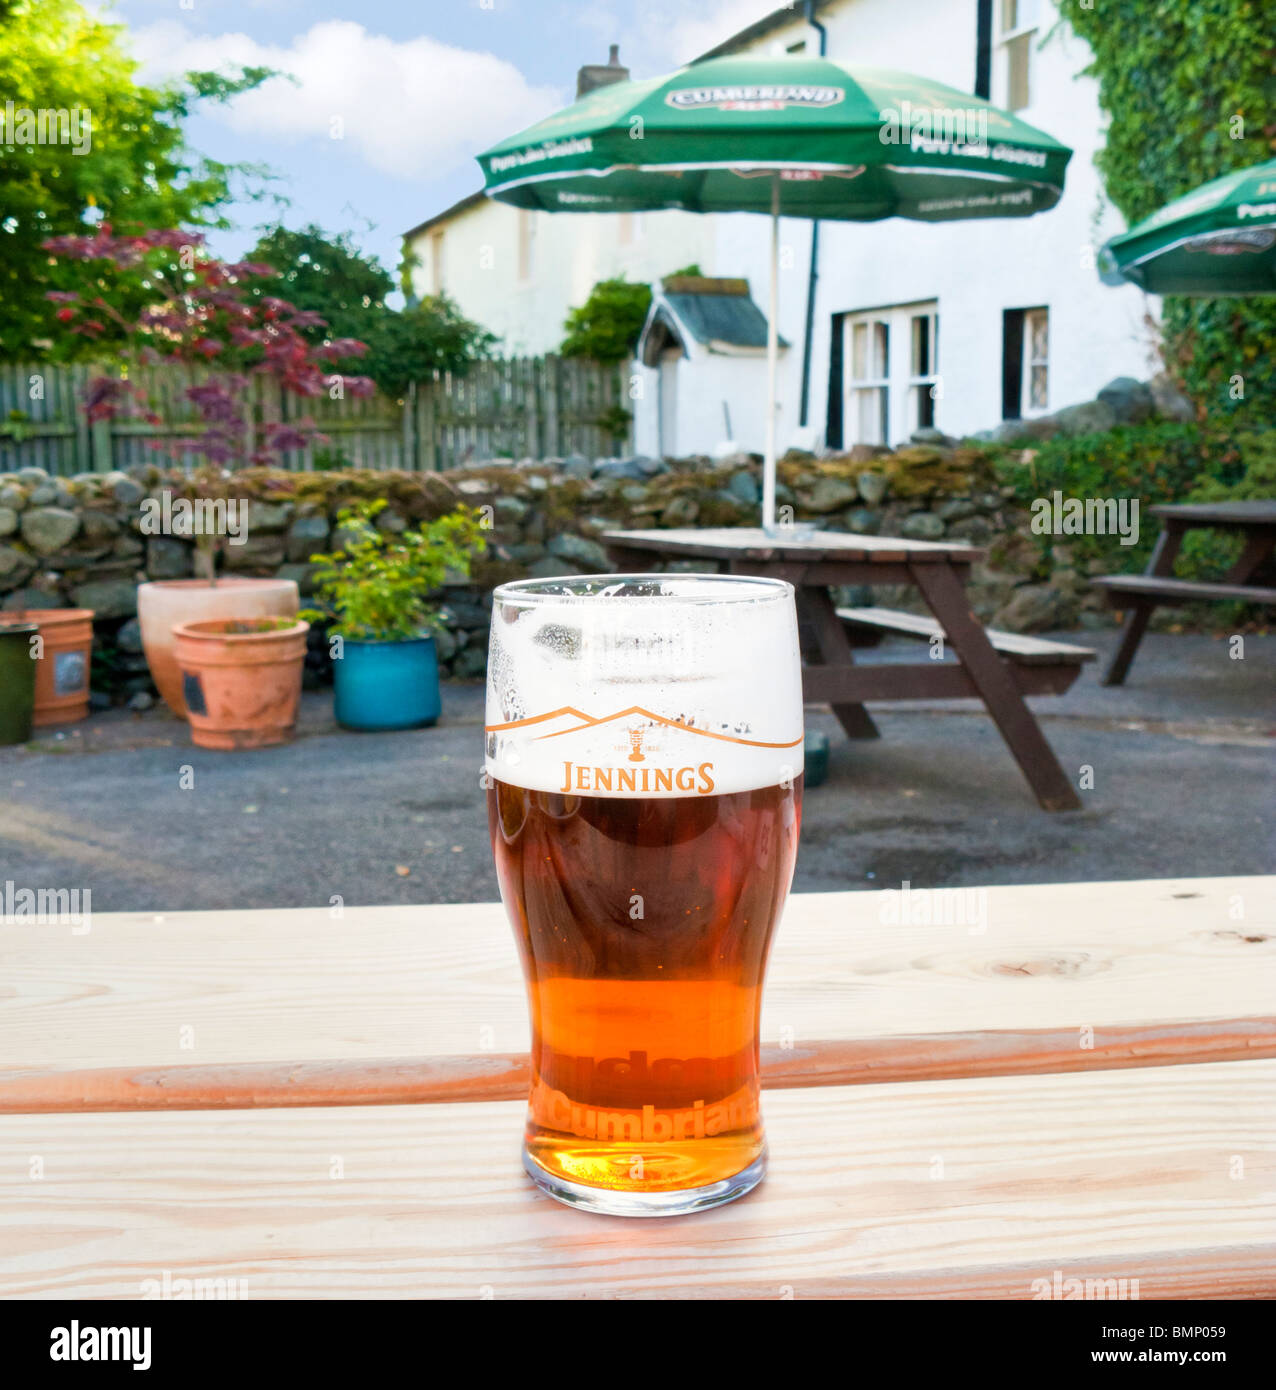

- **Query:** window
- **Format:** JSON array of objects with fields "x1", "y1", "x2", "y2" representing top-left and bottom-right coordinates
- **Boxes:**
[
  {"x1": 429, "y1": 230, "x2": 445, "y2": 296},
  {"x1": 1001, "y1": 306, "x2": 1048, "y2": 419},
  {"x1": 786, "y1": 40, "x2": 807, "y2": 54},
  {"x1": 518, "y1": 209, "x2": 537, "y2": 281},
  {"x1": 1024, "y1": 307, "x2": 1049, "y2": 414},
  {"x1": 848, "y1": 317, "x2": 890, "y2": 446},
  {"x1": 998, "y1": 0, "x2": 1039, "y2": 111},
  {"x1": 909, "y1": 310, "x2": 940, "y2": 431},
  {"x1": 844, "y1": 301, "x2": 939, "y2": 446}
]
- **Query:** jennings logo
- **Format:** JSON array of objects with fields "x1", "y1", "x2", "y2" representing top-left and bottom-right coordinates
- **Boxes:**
[
  {"x1": 486, "y1": 704, "x2": 802, "y2": 797},
  {"x1": 667, "y1": 84, "x2": 844, "y2": 112}
]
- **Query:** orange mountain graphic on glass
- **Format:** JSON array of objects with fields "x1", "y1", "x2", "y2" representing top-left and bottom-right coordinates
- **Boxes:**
[{"x1": 484, "y1": 705, "x2": 801, "y2": 750}]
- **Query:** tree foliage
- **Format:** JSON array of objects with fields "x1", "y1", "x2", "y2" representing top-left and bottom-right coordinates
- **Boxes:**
[
  {"x1": 248, "y1": 224, "x2": 495, "y2": 397},
  {"x1": 44, "y1": 225, "x2": 374, "y2": 486},
  {"x1": 0, "y1": 0, "x2": 273, "y2": 359},
  {"x1": 1058, "y1": 0, "x2": 1276, "y2": 425},
  {"x1": 560, "y1": 277, "x2": 653, "y2": 363}
]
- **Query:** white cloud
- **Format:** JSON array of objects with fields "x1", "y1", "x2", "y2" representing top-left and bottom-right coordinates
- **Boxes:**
[{"x1": 127, "y1": 19, "x2": 563, "y2": 180}]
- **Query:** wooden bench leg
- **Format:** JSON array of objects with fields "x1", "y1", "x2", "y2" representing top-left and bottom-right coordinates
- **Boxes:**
[
  {"x1": 1102, "y1": 524, "x2": 1184, "y2": 686},
  {"x1": 912, "y1": 563, "x2": 1080, "y2": 811},
  {"x1": 797, "y1": 588, "x2": 880, "y2": 740}
]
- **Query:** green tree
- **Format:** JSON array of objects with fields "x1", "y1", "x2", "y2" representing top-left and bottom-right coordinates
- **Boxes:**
[
  {"x1": 248, "y1": 223, "x2": 495, "y2": 398},
  {"x1": 560, "y1": 277, "x2": 653, "y2": 363},
  {"x1": 1057, "y1": 0, "x2": 1276, "y2": 426},
  {"x1": 0, "y1": 0, "x2": 272, "y2": 359},
  {"x1": 248, "y1": 224, "x2": 393, "y2": 342}
]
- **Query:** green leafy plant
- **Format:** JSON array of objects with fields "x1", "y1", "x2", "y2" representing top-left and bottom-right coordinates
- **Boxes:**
[
  {"x1": 560, "y1": 277, "x2": 653, "y2": 363},
  {"x1": 1056, "y1": 1, "x2": 1276, "y2": 427},
  {"x1": 302, "y1": 498, "x2": 486, "y2": 642}
]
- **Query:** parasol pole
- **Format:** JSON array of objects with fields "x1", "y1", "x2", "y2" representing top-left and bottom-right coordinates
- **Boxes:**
[{"x1": 763, "y1": 174, "x2": 780, "y2": 534}]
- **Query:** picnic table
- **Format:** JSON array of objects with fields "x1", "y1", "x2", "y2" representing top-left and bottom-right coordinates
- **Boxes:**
[
  {"x1": 1094, "y1": 500, "x2": 1276, "y2": 686},
  {"x1": 2, "y1": 878, "x2": 1272, "y2": 1298},
  {"x1": 603, "y1": 527, "x2": 1092, "y2": 811}
]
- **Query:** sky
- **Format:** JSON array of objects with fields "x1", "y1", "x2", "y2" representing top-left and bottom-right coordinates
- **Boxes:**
[{"x1": 106, "y1": 0, "x2": 786, "y2": 288}]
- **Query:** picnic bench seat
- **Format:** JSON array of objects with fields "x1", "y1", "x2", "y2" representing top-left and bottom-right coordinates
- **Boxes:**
[
  {"x1": 1093, "y1": 500, "x2": 1276, "y2": 684},
  {"x1": 837, "y1": 605, "x2": 1095, "y2": 694},
  {"x1": 1091, "y1": 574, "x2": 1276, "y2": 607}
]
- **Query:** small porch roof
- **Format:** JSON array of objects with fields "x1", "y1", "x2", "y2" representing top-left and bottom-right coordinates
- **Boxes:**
[{"x1": 638, "y1": 276, "x2": 787, "y2": 367}]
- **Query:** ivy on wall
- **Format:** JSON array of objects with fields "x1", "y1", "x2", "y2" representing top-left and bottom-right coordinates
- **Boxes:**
[{"x1": 1058, "y1": 0, "x2": 1276, "y2": 426}]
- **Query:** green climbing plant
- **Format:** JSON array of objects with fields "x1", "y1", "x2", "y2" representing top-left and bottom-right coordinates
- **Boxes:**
[{"x1": 1056, "y1": 1, "x2": 1276, "y2": 427}]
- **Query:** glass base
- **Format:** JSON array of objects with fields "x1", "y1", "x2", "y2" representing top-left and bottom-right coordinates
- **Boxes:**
[{"x1": 522, "y1": 1147, "x2": 766, "y2": 1217}]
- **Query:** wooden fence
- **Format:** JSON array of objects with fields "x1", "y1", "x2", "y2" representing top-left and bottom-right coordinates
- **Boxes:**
[{"x1": 0, "y1": 357, "x2": 630, "y2": 475}]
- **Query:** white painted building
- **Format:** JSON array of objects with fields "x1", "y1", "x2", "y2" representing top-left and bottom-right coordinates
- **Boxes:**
[{"x1": 403, "y1": 0, "x2": 1154, "y2": 456}]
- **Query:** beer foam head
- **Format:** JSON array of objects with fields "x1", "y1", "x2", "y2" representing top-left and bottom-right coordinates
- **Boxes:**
[{"x1": 485, "y1": 574, "x2": 803, "y2": 797}]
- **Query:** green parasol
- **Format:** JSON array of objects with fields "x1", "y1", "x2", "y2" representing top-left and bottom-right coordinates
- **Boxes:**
[
  {"x1": 478, "y1": 54, "x2": 1071, "y2": 530},
  {"x1": 1099, "y1": 158, "x2": 1276, "y2": 297}
]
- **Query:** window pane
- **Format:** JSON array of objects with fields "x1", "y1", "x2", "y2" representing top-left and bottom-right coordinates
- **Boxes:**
[
  {"x1": 1006, "y1": 34, "x2": 1030, "y2": 110},
  {"x1": 1030, "y1": 310, "x2": 1048, "y2": 362},
  {"x1": 851, "y1": 323, "x2": 867, "y2": 379},
  {"x1": 872, "y1": 322, "x2": 889, "y2": 377},
  {"x1": 1030, "y1": 365, "x2": 1048, "y2": 412},
  {"x1": 911, "y1": 315, "x2": 931, "y2": 377},
  {"x1": 915, "y1": 383, "x2": 935, "y2": 429}
]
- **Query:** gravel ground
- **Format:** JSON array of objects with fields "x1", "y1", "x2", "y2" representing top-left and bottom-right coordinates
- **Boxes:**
[{"x1": 0, "y1": 630, "x2": 1271, "y2": 912}]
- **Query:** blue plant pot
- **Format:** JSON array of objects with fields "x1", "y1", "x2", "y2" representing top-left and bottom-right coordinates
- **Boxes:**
[{"x1": 333, "y1": 636, "x2": 441, "y2": 732}]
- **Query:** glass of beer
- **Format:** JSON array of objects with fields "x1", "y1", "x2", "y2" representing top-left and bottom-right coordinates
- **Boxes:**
[{"x1": 485, "y1": 574, "x2": 803, "y2": 1216}]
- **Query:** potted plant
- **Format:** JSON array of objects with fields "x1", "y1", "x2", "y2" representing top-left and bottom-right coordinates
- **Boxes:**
[
  {"x1": 172, "y1": 616, "x2": 310, "y2": 750},
  {"x1": 0, "y1": 604, "x2": 94, "y2": 726},
  {"x1": 304, "y1": 499, "x2": 485, "y2": 732}
]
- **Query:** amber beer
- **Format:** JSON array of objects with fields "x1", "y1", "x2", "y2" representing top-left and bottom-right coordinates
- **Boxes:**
[{"x1": 486, "y1": 574, "x2": 804, "y2": 1216}]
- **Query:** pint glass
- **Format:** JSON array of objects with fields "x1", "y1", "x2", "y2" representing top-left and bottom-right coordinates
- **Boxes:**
[{"x1": 485, "y1": 574, "x2": 803, "y2": 1215}]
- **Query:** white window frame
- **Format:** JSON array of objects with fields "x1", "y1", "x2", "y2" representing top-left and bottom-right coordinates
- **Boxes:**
[
  {"x1": 997, "y1": 0, "x2": 1040, "y2": 112},
  {"x1": 908, "y1": 309, "x2": 940, "y2": 433},
  {"x1": 846, "y1": 315, "x2": 891, "y2": 447},
  {"x1": 845, "y1": 300, "x2": 940, "y2": 447},
  {"x1": 1022, "y1": 306, "x2": 1049, "y2": 417}
]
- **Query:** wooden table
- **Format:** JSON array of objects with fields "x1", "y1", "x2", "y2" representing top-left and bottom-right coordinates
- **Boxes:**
[
  {"x1": 604, "y1": 527, "x2": 1082, "y2": 811},
  {"x1": 2, "y1": 879, "x2": 1273, "y2": 1298},
  {"x1": 1095, "y1": 500, "x2": 1276, "y2": 685}
]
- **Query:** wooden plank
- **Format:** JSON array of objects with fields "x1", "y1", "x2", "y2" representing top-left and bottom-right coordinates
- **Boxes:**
[
  {"x1": 3, "y1": 1016, "x2": 1274, "y2": 1115},
  {"x1": 604, "y1": 526, "x2": 984, "y2": 563},
  {"x1": 838, "y1": 606, "x2": 1097, "y2": 665},
  {"x1": 1093, "y1": 573, "x2": 1276, "y2": 605},
  {"x1": 803, "y1": 659, "x2": 1084, "y2": 702},
  {"x1": 1, "y1": 879, "x2": 1270, "y2": 1074},
  {"x1": 0, "y1": 1059, "x2": 1271, "y2": 1297},
  {"x1": 1150, "y1": 500, "x2": 1276, "y2": 527},
  {"x1": 913, "y1": 561, "x2": 1081, "y2": 811},
  {"x1": 796, "y1": 586, "x2": 879, "y2": 738}
]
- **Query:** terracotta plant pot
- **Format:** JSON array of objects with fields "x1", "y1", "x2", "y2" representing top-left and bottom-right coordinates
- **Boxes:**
[
  {"x1": 138, "y1": 578, "x2": 299, "y2": 717},
  {"x1": 0, "y1": 608, "x2": 94, "y2": 725},
  {"x1": 173, "y1": 617, "x2": 309, "y2": 751}
]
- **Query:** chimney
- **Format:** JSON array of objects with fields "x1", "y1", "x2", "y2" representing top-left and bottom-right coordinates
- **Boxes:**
[{"x1": 577, "y1": 44, "x2": 629, "y2": 99}]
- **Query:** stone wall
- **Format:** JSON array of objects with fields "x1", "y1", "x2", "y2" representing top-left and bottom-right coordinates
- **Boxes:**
[{"x1": 0, "y1": 446, "x2": 1105, "y2": 703}]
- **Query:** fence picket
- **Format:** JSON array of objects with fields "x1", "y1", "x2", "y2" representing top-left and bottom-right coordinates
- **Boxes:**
[{"x1": 0, "y1": 355, "x2": 630, "y2": 475}]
